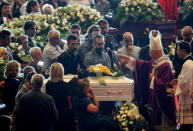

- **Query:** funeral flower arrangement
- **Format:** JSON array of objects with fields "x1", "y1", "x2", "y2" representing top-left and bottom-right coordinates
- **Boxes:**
[
  {"x1": 0, "y1": 58, "x2": 8, "y2": 80},
  {"x1": 9, "y1": 42, "x2": 32, "y2": 63},
  {"x1": 168, "y1": 42, "x2": 176, "y2": 60},
  {"x1": 115, "y1": 102, "x2": 147, "y2": 131},
  {"x1": 113, "y1": 0, "x2": 164, "y2": 26},
  {"x1": 88, "y1": 65, "x2": 125, "y2": 85},
  {"x1": 1, "y1": 14, "x2": 69, "y2": 51},
  {"x1": 179, "y1": 0, "x2": 193, "y2": 25},
  {"x1": 54, "y1": 5, "x2": 102, "y2": 29}
]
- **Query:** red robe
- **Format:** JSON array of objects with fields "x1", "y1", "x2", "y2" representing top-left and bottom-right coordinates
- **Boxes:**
[{"x1": 158, "y1": 0, "x2": 178, "y2": 20}]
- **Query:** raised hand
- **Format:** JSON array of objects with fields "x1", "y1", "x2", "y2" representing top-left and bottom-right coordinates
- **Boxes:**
[{"x1": 117, "y1": 54, "x2": 130, "y2": 66}]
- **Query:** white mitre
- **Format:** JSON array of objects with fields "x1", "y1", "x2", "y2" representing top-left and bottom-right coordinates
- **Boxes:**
[{"x1": 149, "y1": 30, "x2": 163, "y2": 52}]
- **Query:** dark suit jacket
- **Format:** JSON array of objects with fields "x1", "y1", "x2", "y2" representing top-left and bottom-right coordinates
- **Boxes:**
[
  {"x1": 28, "y1": 38, "x2": 35, "y2": 47},
  {"x1": 14, "y1": 88, "x2": 58, "y2": 131},
  {"x1": 172, "y1": 40, "x2": 193, "y2": 78}
]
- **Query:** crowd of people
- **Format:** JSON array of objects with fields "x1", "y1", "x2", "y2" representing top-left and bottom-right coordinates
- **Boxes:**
[{"x1": 0, "y1": 0, "x2": 192, "y2": 131}]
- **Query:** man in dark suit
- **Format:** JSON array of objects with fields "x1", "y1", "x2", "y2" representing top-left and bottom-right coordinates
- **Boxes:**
[
  {"x1": 13, "y1": 74, "x2": 58, "y2": 131},
  {"x1": 24, "y1": 21, "x2": 37, "y2": 47},
  {"x1": 58, "y1": 34, "x2": 80, "y2": 74},
  {"x1": 172, "y1": 26, "x2": 193, "y2": 78}
]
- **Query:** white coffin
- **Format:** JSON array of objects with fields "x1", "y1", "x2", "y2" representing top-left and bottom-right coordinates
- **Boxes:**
[{"x1": 44, "y1": 75, "x2": 134, "y2": 101}]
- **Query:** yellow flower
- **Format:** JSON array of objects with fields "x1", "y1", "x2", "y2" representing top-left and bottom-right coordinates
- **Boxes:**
[
  {"x1": 120, "y1": 111, "x2": 124, "y2": 114},
  {"x1": 116, "y1": 115, "x2": 121, "y2": 119},
  {"x1": 89, "y1": 15, "x2": 94, "y2": 19},
  {"x1": 125, "y1": 7, "x2": 129, "y2": 12},
  {"x1": 37, "y1": 30, "x2": 40, "y2": 33},
  {"x1": 66, "y1": 15, "x2": 70, "y2": 19},
  {"x1": 57, "y1": 20, "x2": 60, "y2": 24}
]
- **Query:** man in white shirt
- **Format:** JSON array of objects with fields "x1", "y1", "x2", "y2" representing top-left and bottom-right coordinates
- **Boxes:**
[
  {"x1": 175, "y1": 41, "x2": 193, "y2": 131},
  {"x1": 117, "y1": 32, "x2": 141, "y2": 58},
  {"x1": 43, "y1": 30, "x2": 63, "y2": 77}
]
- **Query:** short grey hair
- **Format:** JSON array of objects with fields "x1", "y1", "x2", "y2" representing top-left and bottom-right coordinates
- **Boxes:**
[
  {"x1": 30, "y1": 47, "x2": 41, "y2": 57},
  {"x1": 47, "y1": 30, "x2": 60, "y2": 41},
  {"x1": 31, "y1": 74, "x2": 44, "y2": 88},
  {"x1": 42, "y1": 4, "x2": 54, "y2": 15},
  {"x1": 17, "y1": 35, "x2": 28, "y2": 45}
]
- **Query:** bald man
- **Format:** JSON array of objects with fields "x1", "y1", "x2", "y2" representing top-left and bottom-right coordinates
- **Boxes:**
[
  {"x1": 117, "y1": 32, "x2": 141, "y2": 58},
  {"x1": 43, "y1": 30, "x2": 63, "y2": 77},
  {"x1": 13, "y1": 74, "x2": 58, "y2": 131},
  {"x1": 173, "y1": 26, "x2": 193, "y2": 78},
  {"x1": 117, "y1": 32, "x2": 141, "y2": 79}
]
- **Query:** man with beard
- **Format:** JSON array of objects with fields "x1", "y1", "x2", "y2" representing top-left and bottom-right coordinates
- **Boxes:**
[
  {"x1": 78, "y1": 25, "x2": 101, "y2": 68},
  {"x1": 58, "y1": 35, "x2": 80, "y2": 74},
  {"x1": 84, "y1": 34, "x2": 115, "y2": 117},
  {"x1": 97, "y1": 19, "x2": 120, "y2": 71},
  {"x1": 84, "y1": 34, "x2": 111, "y2": 71}
]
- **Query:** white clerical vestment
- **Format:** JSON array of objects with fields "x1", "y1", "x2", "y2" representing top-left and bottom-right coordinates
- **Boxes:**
[{"x1": 176, "y1": 59, "x2": 193, "y2": 124}]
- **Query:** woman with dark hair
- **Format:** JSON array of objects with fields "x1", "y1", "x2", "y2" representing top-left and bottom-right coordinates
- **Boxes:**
[
  {"x1": 73, "y1": 78, "x2": 121, "y2": 131},
  {"x1": 26, "y1": 0, "x2": 41, "y2": 15},
  {"x1": 0, "y1": 2, "x2": 12, "y2": 25}
]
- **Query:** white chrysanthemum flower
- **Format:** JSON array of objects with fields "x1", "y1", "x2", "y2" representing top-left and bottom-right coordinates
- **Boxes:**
[
  {"x1": 89, "y1": 15, "x2": 94, "y2": 19},
  {"x1": 10, "y1": 43, "x2": 15, "y2": 48},
  {"x1": 57, "y1": 20, "x2": 60, "y2": 24},
  {"x1": 125, "y1": 7, "x2": 129, "y2": 12},
  {"x1": 121, "y1": 122, "x2": 127, "y2": 127},
  {"x1": 17, "y1": 53, "x2": 21, "y2": 57},
  {"x1": 21, "y1": 51, "x2": 25, "y2": 56},
  {"x1": 40, "y1": 42, "x2": 44, "y2": 47},
  {"x1": 147, "y1": 8, "x2": 151, "y2": 12},
  {"x1": 37, "y1": 30, "x2": 40, "y2": 33},
  {"x1": 18, "y1": 45, "x2": 22, "y2": 50}
]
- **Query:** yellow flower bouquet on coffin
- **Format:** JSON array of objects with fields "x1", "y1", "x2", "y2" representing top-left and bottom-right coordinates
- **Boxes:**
[
  {"x1": 88, "y1": 65, "x2": 113, "y2": 76},
  {"x1": 88, "y1": 65, "x2": 113, "y2": 86}
]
